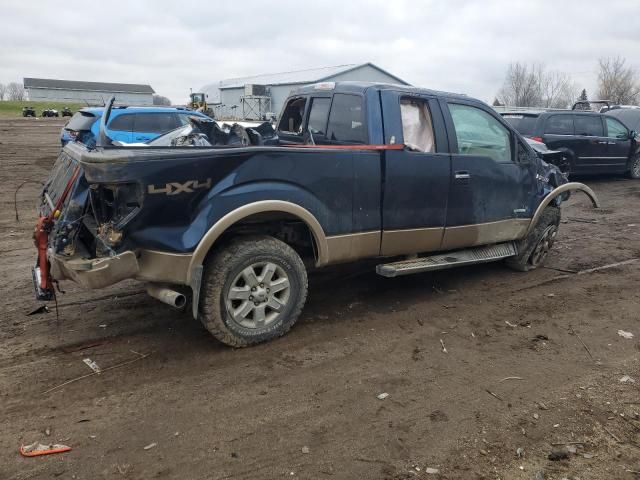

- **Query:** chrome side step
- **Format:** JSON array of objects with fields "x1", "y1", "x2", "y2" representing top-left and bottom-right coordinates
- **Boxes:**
[{"x1": 376, "y1": 242, "x2": 517, "y2": 278}]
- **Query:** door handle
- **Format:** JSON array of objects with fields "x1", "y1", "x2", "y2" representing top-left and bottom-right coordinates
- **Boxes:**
[{"x1": 454, "y1": 171, "x2": 471, "y2": 180}]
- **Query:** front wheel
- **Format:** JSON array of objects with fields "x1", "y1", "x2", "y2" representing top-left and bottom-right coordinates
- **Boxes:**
[
  {"x1": 506, "y1": 207, "x2": 560, "y2": 272},
  {"x1": 199, "y1": 235, "x2": 308, "y2": 347},
  {"x1": 628, "y1": 155, "x2": 640, "y2": 179}
]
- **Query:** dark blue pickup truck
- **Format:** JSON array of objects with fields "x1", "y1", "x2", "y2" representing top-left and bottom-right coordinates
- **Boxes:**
[{"x1": 33, "y1": 82, "x2": 599, "y2": 347}]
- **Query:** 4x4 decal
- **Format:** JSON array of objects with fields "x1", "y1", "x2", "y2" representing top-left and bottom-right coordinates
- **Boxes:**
[{"x1": 148, "y1": 179, "x2": 212, "y2": 195}]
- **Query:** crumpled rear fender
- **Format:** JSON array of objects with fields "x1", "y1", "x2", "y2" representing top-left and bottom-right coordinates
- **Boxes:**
[{"x1": 526, "y1": 182, "x2": 600, "y2": 236}]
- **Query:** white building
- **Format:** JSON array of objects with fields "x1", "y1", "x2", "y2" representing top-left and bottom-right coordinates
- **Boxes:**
[
  {"x1": 23, "y1": 78, "x2": 155, "y2": 106},
  {"x1": 200, "y1": 63, "x2": 410, "y2": 120}
]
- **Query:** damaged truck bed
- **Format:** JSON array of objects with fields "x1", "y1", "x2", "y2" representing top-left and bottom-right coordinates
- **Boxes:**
[{"x1": 33, "y1": 81, "x2": 599, "y2": 347}]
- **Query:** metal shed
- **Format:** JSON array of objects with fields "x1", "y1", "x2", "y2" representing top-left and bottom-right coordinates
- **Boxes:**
[
  {"x1": 23, "y1": 78, "x2": 155, "y2": 106},
  {"x1": 200, "y1": 63, "x2": 410, "y2": 120}
]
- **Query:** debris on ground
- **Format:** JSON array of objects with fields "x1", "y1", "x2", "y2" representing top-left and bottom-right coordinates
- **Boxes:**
[
  {"x1": 440, "y1": 339, "x2": 447, "y2": 353},
  {"x1": 377, "y1": 392, "x2": 389, "y2": 400},
  {"x1": 143, "y1": 442, "x2": 157, "y2": 450},
  {"x1": 20, "y1": 442, "x2": 71, "y2": 457},
  {"x1": 301, "y1": 446, "x2": 310, "y2": 454},
  {"x1": 516, "y1": 447, "x2": 524, "y2": 458},
  {"x1": 83, "y1": 358, "x2": 101, "y2": 374},
  {"x1": 425, "y1": 467, "x2": 439, "y2": 474},
  {"x1": 619, "y1": 375, "x2": 636, "y2": 384},
  {"x1": 548, "y1": 448, "x2": 570, "y2": 461},
  {"x1": 26, "y1": 305, "x2": 49, "y2": 316},
  {"x1": 617, "y1": 330, "x2": 634, "y2": 339}
]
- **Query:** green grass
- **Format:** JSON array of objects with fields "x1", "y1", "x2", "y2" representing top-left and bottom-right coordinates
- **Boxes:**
[{"x1": 0, "y1": 100, "x2": 84, "y2": 118}]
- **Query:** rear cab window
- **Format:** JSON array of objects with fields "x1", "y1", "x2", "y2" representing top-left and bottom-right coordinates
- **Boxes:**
[
  {"x1": 278, "y1": 97, "x2": 307, "y2": 139},
  {"x1": 544, "y1": 114, "x2": 574, "y2": 135},
  {"x1": 501, "y1": 114, "x2": 538, "y2": 136}
]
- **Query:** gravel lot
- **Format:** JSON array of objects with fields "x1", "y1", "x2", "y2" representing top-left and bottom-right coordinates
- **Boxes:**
[{"x1": 1, "y1": 117, "x2": 639, "y2": 479}]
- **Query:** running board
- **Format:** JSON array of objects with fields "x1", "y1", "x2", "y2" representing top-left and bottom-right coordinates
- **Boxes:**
[{"x1": 376, "y1": 242, "x2": 517, "y2": 278}]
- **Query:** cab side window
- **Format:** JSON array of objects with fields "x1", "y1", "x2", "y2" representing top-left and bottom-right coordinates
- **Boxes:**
[
  {"x1": 449, "y1": 103, "x2": 512, "y2": 162},
  {"x1": 326, "y1": 94, "x2": 366, "y2": 144},
  {"x1": 544, "y1": 115, "x2": 574, "y2": 135},
  {"x1": 278, "y1": 97, "x2": 307, "y2": 135},
  {"x1": 400, "y1": 98, "x2": 435, "y2": 153},
  {"x1": 605, "y1": 117, "x2": 629, "y2": 139}
]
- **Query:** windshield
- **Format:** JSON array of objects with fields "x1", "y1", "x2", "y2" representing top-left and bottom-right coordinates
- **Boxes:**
[{"x1": 501, "y1": 114, "x2": 538, "y2": 136}]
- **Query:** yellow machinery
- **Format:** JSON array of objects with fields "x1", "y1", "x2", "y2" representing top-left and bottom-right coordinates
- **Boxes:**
[{"x1": 189, "y1": 92, "x2": 213, "y2": 117}]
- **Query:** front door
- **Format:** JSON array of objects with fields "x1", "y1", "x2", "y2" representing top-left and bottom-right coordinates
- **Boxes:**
[
  {"x1": 380, "y1": 91, "x2": 451, "y2": 256},
  {"x1": 441, "y1": 100, "x2": 537, "y2": 250},
  {"x1": 604, "y1": 116, "x2": 632, "y2": 173}
]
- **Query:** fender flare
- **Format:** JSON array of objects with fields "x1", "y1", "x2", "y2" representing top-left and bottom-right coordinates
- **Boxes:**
[
  {"x1": 526, "y1": 182, "x2": 600, "y2": 236},
  {"x1": 187, "y1": 200, "x2": 329, "y2": 283}
]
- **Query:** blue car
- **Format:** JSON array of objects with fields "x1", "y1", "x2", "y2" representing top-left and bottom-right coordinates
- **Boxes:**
[{"x1": 60, "y1": 106, "x2": 210, "y2": 146}]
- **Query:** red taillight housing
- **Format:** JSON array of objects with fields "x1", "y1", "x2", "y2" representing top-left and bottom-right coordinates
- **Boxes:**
[{"x1": 530, "y1": 136, "x2": 544, "y2": 143}]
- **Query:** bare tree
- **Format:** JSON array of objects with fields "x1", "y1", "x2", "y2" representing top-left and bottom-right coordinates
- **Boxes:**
[
  {"x1": 538, "y1": 70, "x2": 577, "y2": 109},
  {"x1": 597, "y1": 57, "x2": 640, "y2": 105},
  {"x1": 0, "y1": 83, "x2": 6, "y2": 101},
  {"x1": 497, "y1": 62, "x2": 543, "y2": 107},
  {"x1": 152, "y1": 94, "x2": 172, "y2": 106},
  {"x1": 7, "y1": 82, "x2": 25, "y2": 101}
]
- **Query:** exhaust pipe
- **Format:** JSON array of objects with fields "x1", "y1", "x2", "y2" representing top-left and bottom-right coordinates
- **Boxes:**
[{"x1": 147, "y1": 284, "x2": 187, "y2": 309}]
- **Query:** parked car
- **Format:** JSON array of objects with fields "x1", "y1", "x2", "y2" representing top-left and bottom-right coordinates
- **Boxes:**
[
  {"x1": 501, "y1": 110, "x2": 639, "y2": 177},
  {"x1": 22, "y1": 106, "x2": 36, "y2": 117},
  {"x1": 59, "y1": 106, "x2": 211, "y2": 147},
  {"x1": 33, "y1": 83, "x2": 598, "y2": 347},
  {"x1": 605, "y1": 108, "x2": 640, "y2": 133},
  {"x1": 61, "y1": 107, "x2": 73, "y2": 117},
  {"x1": 42, "y1": 108, "x2": 59, "y2": 118}
]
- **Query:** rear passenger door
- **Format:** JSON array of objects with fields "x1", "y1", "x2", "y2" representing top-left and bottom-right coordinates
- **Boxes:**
[
  {"x1": 380, "y1": 91, "x2": 451, "y2": 256},
  {"x1": 571, "y1": 114, "x2": 609, "y2": 172},
  {"x1": 441, "y1": 100, "x2": 537, "y2": 250},
  {"x1": 132, "y1": 113, "x2": 181, "y2": 143}
]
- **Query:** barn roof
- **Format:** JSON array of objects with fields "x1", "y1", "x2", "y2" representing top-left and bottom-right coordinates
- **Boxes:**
[
  {"x1": 214, "y1": 63, "x2": 409, "y2": 90},
  {"x1": 23, "y1": 78, "x2": 155, "y2": 94}
]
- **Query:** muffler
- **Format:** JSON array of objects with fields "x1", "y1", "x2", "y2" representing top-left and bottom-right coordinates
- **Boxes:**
[{"x1": 147, "y1": 284, "x2": 187, "y2": 309}]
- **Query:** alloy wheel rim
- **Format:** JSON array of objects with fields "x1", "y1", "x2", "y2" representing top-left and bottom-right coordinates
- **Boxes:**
[
  {"x1": 225, "y1": 262, "x2": 291, "y2": 329},
  {"x1": 529, "y1": 225, "x2": 558, "y2": 266}
]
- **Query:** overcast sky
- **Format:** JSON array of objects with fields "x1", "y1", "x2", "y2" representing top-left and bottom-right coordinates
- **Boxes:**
[{"x1": 1, "y1": 0, "x2": 638, "y2": 105}]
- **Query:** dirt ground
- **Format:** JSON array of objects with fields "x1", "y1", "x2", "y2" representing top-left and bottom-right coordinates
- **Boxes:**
[{"x1": 1, "y1": 117, "x2": 639, "y2": 480}]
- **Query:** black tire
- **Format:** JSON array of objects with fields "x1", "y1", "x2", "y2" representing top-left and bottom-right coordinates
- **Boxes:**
[
  {"x1": 628, "y1": 155, "x2": 640, "y2": 179},
  {"x1": 506, "y1": 207, "x2": 560, "y2": 272},
  {"x1": 199, "y1": 235, "x2": 308, "y2": 347}
]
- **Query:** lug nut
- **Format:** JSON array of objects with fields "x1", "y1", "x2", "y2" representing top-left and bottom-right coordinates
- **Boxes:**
[
  {"x1": 260, "y1": 283, "x2": 264, "y2": 288},
  {"x1": 249, "y1": 295, "x2": 254, "y2": 300},
  {"x1": 254, "y1": 302, "x2": 259, "y2": 306},
  {"x1": 251, "y1": 287, "x2": 256, "y2": 291}
]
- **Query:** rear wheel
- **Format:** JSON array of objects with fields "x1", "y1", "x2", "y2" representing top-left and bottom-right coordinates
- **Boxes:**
[
  {"x1": 199, "y1": 235, "x2": 308, "y2": 347},
  {"x1": 506, "y1": 207, "x2": 560, "y2": 272},
  {"x1": 628, "y1": 155, "x2": 640, "y2": 179}
]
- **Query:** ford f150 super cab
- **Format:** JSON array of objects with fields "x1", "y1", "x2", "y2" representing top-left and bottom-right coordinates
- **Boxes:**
[{"x1": 33, "y1": 82, "x2": 599, "y2": 347}]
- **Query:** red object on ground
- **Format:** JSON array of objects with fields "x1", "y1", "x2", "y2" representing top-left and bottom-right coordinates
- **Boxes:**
[{"x1": 20, "y1": 443, "x2": 72, "y2": 457}]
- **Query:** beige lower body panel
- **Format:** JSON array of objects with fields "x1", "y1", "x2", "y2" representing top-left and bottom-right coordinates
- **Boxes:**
[
  {"x1": 325, "y1": 231, "x2": 381, "y2": 265},
  {"x1": 380, "y1": 227, "x2": 444, "y2": 257},
  {"x1": 441, "y1": 219, "x2": 530, "y2": 250},
  {"x1": 136, "y1": 249, "x2": 191, "y2": 284}
]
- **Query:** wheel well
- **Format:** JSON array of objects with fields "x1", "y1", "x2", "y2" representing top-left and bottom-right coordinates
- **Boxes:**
[{"x1": 213, "y1": 212, "x2": 318, "y2": 264}]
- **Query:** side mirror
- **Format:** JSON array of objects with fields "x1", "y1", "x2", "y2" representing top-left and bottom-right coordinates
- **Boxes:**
[{"x1": 630, "y1": 130, "x2": 637, "y2": 140}]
